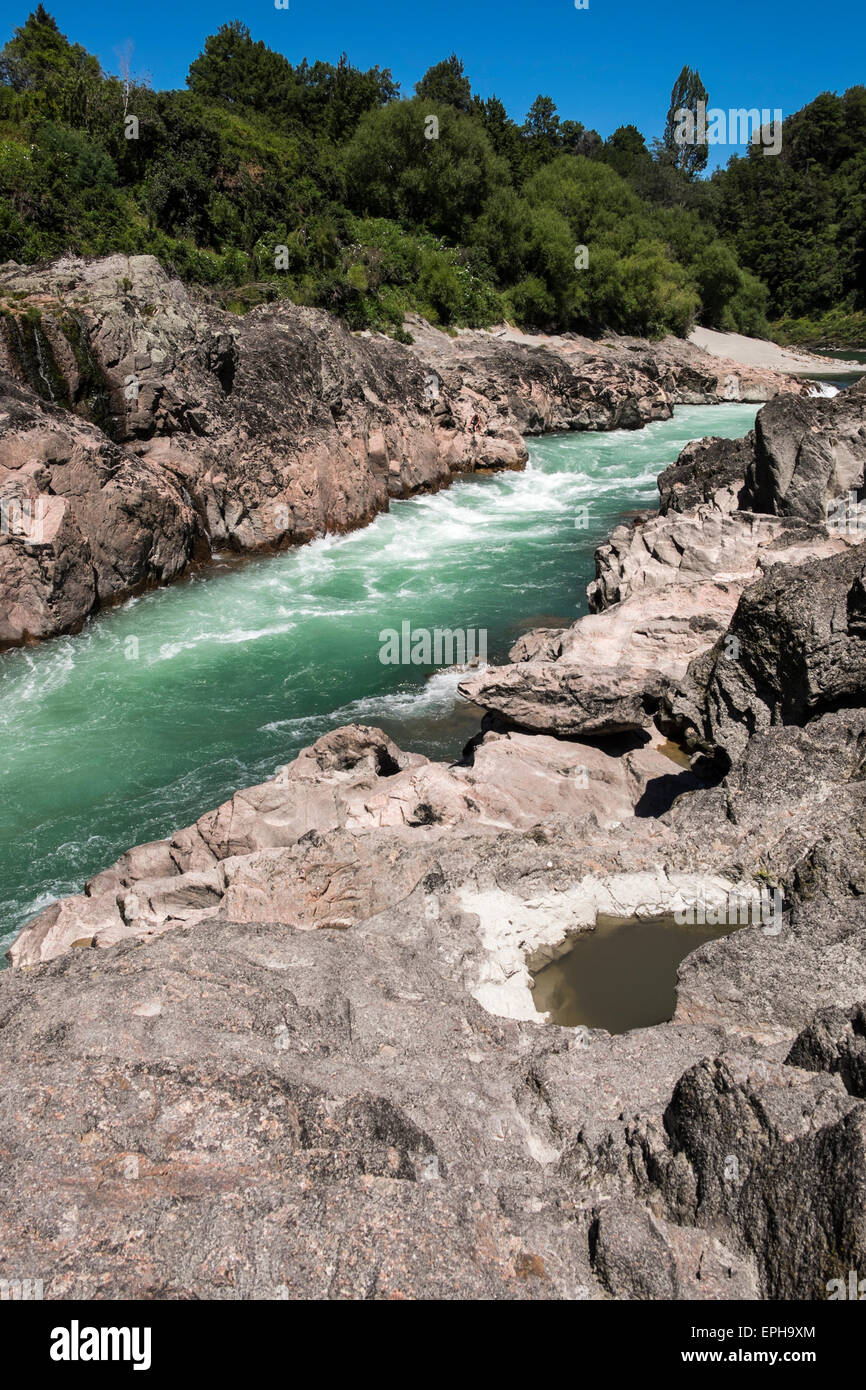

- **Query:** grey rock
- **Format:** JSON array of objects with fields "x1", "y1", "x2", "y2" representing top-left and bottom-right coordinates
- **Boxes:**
[
  {"x1": 746, "y1": 379, "x2": 866, "y2": 521},
  {"x1": 458, "y1": 663, "x2": 660, "y2": 736},
  {"x1": 658, "y1": 433, "x2": 754, "y2": 516},
  {"x1": 786, "y1": 1003, "x2": 866, "y2": 1098},
  {"x1": 665, "y1": 545, "x2": 866, "y2": 768},
  {"x1": 653, "y1": 1051, "x2": 866, "y2": 1300},
  {"x1": 653, "y1": 378, "x2": 866, "y2": 525},
  {"x1": 590, "y1": 1198, "x2": 758, "y2": 1300}
]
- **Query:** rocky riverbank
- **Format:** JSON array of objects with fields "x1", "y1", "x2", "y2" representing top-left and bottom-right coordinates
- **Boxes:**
[
  {"x1": 0, "y1": 253, "x2": 809, "y2": 649},
  {"x1": 1, "y1": 346, "x2": 864, "y2": 1297}
]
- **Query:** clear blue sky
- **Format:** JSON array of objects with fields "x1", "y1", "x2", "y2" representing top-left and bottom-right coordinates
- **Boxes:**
[{"x1": 5, "y1": 0, "x2": 865, "y2": 157}]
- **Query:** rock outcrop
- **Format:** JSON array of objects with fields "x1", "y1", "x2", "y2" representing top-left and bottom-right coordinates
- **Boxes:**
[
  {"x1": 744, "y1": 384, "x2": 866, "y2": 520},
  {"x1": 638, "y1": 1048, "x2": 866, "y2": 1300},
  {"x1": 462, "y1": 382, "x2": 865, "y2": 741},
  {"x1": 664, "y1": 544, "x2": 866, "y2": 768},
  {"x1": 0, "y1": 254, "x2": 809, "y2": 649},
  {"x1": 7, "y1": 722, "x2": 695, "y2": 971},
  {"x1": 3, "y1": 895, "x2": 866, "y2": 1298},
  {"x1": 0, "y1": 373, "x2": 201, "y2": 645},
  {"x1": 1, "y1": 264, "x2": 865, "y2": 1301}
]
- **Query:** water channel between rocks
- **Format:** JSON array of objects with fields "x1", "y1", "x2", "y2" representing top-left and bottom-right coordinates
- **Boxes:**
[{"x1": 0, "y1": 404, "x2": 761, "y2": 959}]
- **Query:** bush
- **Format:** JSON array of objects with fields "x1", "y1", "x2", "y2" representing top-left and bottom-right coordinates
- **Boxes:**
[{"x1": 507, "y1": 275, "x2": 555, "y2": 328}]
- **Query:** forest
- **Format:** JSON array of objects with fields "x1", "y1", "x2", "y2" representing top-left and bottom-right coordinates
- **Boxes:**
[{"x1": 1, "y1": 7, "x2": 863, "y2": 344}]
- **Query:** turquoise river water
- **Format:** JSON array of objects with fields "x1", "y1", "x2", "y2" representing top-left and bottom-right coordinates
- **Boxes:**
[{"x1": 0, "y1": 404, "x2": 759, "y2": 958}]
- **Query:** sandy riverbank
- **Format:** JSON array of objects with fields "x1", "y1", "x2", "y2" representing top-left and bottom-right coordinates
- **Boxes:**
[{"x1": 689, "y1": 325, "x2": 864, "y2": 375}]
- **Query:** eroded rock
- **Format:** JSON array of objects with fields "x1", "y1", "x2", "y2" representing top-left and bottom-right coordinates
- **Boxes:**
[{"x1": 0, "y1": 254, "x2": 811, "y2": 650}]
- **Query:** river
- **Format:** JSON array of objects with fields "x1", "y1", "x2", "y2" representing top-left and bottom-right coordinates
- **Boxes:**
[{"x1": 0, "y1": 403, "x2": 760, "y2": 957}]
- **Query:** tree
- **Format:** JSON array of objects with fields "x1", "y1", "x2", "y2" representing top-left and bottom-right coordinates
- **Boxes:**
[
  {"x1": 474, "y1": 94, "x2": 526, "y2": 182},
  {"x1": 471, "y1": 187, "x2": 532, "y2": 281},
  {"x1": 343, "y1": 98, "x2": 508, "y2": 243},
  {"x1": 663, "y1": 65, "x2": 709, "y2": 177},
  {"x1": 415, "y1": 55, "x2": 471, "y2": 113},
  {"x1": 186, "y1": 22, "x2": 279, "y2": 108},
  {"x1": 520, "y1": 95, "x2": 562, "y2": 175},
  {"x1": 558, "y1": 119, "x2": 586, "y2": 154},
  {"x1": 187, "y1": 26, "x2": 396, "y2": 138},
  {"x1": 320, "y1": 53, "x2": 398, "y2": 141},
  {"x1": 575, "y1": 128, "x2": 603, "y2": 160},
  {"x1": 601, "y1": 124, "x2": 652, "y2": 182},
  {"x1": 522, "y1": 94, "x2": 559, "y2": 144},
  {"x1": 0, "y1": 5, "x2": 100, "y2": 91}
]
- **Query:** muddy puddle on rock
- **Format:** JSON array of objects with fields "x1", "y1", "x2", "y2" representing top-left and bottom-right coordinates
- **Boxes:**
[
  {"x1": 530, "y1": 913, "x2": 740, "y2": 1033},
  {"x1": 657, "y1": 739, "x2": 693, "y2": 770}
]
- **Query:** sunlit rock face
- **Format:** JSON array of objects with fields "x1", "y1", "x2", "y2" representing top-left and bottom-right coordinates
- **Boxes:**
[{"x1": 0, "y1": 253, "x2": 809, "y2": 650}]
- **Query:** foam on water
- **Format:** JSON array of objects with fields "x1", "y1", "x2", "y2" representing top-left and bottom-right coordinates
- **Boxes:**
[
  {"x1": 333, "y1": 665, "x2": 475, "y2": 723},
  {"x1": 0, "y1": 404, "x2": 759, "y2": 955}
]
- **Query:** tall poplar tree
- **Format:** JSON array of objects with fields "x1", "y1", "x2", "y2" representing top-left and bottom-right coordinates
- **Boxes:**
[{"x1": 663, "y1": 65, "x2": 709, "y2": 177}]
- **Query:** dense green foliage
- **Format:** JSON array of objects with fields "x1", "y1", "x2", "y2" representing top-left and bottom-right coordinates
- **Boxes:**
[
  {"x1": 706, "y1": 88, "x2": 866, "y2": 343},
  {"x1": 0, "y1": 9, "x2": 861, "y2": 344},
  {"x1": 768, "y1": 308, "x2": 866, "y2": 351}
]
